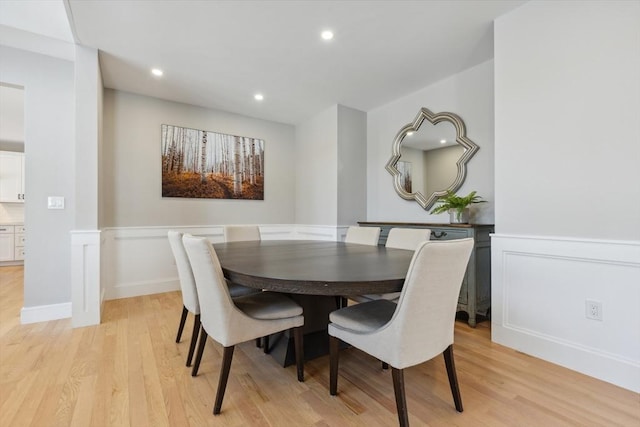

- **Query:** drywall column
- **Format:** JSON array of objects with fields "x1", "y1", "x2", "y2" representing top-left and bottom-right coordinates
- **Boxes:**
[
  {"x1": 0, "y1": 46, "x2": 75, "y2": 322},
  {"x1": 294, "y1": 104, "x2": 367, "y2": 239},
  {"x1": 71, "y1": 45, "x2": 103, "y2": 327},
  {"x1": 336, "y1": 105, "x2": 367, "y2": 226},
  {"x1": 295, "y1": 105, "x2": 339, "y2": 225}
]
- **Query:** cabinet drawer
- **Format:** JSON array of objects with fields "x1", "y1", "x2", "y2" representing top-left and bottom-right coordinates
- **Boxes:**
[
  {"x1": 429, "y1": 228, "x2": 469, "y2": 241},
  {"x1": 0, "y1": 225, "x2": 15, "y2": 234},
  {"x1": 15, "y1": 233, "x2": 25, "y2": 246},
  {"x1": 15, "y1": 225, "x2": 25, "y2": 233},
  {"x1": 15, "y1": 246, "x2": 25, "y2": 260}
]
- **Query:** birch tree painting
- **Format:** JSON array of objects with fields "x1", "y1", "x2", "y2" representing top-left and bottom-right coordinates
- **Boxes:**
[{"x1": 161, "y1": 124, "x2": 265, "y2": 199}]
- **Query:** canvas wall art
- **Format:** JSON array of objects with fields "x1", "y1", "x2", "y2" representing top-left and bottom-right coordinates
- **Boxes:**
[{"x1": 161, "y1": 124, "x2": 264, "y2": 200}]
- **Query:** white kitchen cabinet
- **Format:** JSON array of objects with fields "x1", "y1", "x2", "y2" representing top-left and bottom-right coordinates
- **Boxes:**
[
  {"x1": 0, "y1": 151, "x2": 25, "y2": 203},
  {"x1": 0, "y1": 224, "x2": 24, "y2": 264},
  {"x1": 0, "y1": 225, "x2": 15, "y2": 261}
]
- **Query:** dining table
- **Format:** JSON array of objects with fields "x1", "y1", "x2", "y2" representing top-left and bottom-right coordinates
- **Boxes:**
[{"x1": 213, "y1": 240, "x2": 414, "y2": 366}]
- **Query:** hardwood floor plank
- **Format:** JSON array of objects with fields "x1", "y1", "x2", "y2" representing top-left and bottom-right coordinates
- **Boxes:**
[{"x1": 1, "y1": 266, "x2": 638, "y2": 427}]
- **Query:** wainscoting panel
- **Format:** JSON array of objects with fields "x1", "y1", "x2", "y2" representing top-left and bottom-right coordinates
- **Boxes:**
[
  {"x1": 70, "y1": 230, "x2": 102, "y2": 327},
  {"x1": 491, "y1": 234, "x2": 640, "y2": 392},
  {"x1": 101, "y1": 224, "x2": 345, "y2": 301}
]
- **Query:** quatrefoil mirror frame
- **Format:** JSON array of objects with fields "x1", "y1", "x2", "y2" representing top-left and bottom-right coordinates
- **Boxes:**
[{"x1": 385, "y1": 107, "x2": 479, "y2": 210}]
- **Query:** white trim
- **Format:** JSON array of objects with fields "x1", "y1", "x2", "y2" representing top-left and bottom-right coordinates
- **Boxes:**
[
  {"x1": 492, "y1": 233, "x2": 640, "y2": 392},
  {"x1": 21, "y1": 302, "x2": 71, "y2": 324},
  {"x1": 71, "y1": 229, "x2": 102, "y2": 328},
  {"x1": 106, "y1": 278, "x2": 181, "y2": 300}
]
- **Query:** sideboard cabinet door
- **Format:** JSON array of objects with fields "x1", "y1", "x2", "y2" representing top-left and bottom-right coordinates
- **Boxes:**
[{"x1": 359, "y1": 222, "x2": 494, "y2": 327}]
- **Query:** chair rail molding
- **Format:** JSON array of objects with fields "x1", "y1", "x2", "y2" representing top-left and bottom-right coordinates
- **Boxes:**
[{"x1": 491, "y1": 233, "x2": 640, "y2": 392}]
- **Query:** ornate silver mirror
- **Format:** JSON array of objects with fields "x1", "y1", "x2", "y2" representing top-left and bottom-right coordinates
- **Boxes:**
[{"x1": 385, "y1": 107, "x2": 479, "y2": 209}]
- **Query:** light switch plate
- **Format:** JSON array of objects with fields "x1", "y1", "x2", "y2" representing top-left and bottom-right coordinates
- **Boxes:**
[{"x1": 47, "y1": 196, "x2": 65, "y2": 209}]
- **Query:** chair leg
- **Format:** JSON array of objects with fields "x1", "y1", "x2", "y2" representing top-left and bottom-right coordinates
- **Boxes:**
[
  {"x1": 263, "y1": 335, "x2": 270, "y2": 354},
  {"x1": 443, "y1": 344, "x2": 463, "y2": 412},
  {"x1": 186, "y1": 314, "x2": 200, "y2": 367},
  {"x1": 391, "y1": 367, "x2": 409, "y2": 427},
  {"x1": 191, "y1": 328, "x2": 208, "y2": 377},
  {"x1": 255, "y1": 338, "x2": 262, "y2": 348},
  {"x1": 213, "y1": 346, "x2": 235, "y2": 415},
  {"x1": 382, "y1": 362, "x2": 389, "y2": 370},
  {"x1": 329, "y1": 335, "x2": 340, "y2": 395},
  {"x1": 293, "y1": 326, "x2": 304, "y2": 382},
  {"x1": 175, "y1": 306, "x2": 188, "y2": 343}
]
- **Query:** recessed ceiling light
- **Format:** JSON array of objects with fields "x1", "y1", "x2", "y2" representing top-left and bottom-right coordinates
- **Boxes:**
[
  {"x1": 440, "y1": 139, "x2": 447, "y2": 144},
  {"x1": 151, "y1": 68, "x2": 163, "y2": 77},
  {"x1": 254, "y1": 93, "x2": 264, "y2": 101},
  {"x1": 321, "y1": 30, "x2": 334, "y2": 40},
  {"x1": 406, "y1": 132, "x2": 414, "y2": 136}
]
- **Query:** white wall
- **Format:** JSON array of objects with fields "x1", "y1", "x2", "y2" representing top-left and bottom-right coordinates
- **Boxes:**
[
  {"x1": 493, "y1": 0, "x2": 640, "y2": 392},
  {"x1": 495, "y1": 1, "x2": 640, "y2": 240},
  {"x1": 367, "y1": 60, "x2": 495, "y2": 224},
  {"x1": 102, "y1": 90, "x2": 296, "y2": 226},
  {"x1": 294, "y1": 105, "x2": 338, "y2": 225},
  {"x1": 0, "y1": 45, "x2": 75, "y2": 308}
]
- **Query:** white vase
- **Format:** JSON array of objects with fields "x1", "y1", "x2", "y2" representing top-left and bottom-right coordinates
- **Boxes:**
[{"x1": 449, "y1": 208, "x2": 469, "y2": 224}]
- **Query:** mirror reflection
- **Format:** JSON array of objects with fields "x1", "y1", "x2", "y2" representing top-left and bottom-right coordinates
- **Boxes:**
[
  {"x1": 385, "y1": 108, "x2": 479, "y2": 210},
  {"x1": 399, "y1": 121, "x2": 463, "y2": 198}
]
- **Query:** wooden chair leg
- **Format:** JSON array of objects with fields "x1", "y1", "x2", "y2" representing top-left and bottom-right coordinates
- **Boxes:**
[
  {"x1": 443, "y1": 344, "x2": 463, "y2": 412},
  {"x1": 263, "y1": 335, "x2": 270, "y2": 354},
  {"x1": 329, "y1": 335, "x2": 340, "y2": 395},
  {"x1": 293, "y1": 326, "x2": 304, "y2": 382},
  {"x1": 191, "y1": 329, "x2": 208, "y2": 377},
  {"x1": 213, "y1": 346, "x2": 235, "y2": 415},
  {"x1": 186, "y1": 314, "x2": 200, "y2": 367},
  {"x1": 175, "y1": 306, "x2": 188, "y2": 343},
  {"x1": 382, "y1": 361, "x2": 389, "y2": 370},
  {"x1": 255, "y1": 338, "x2": 262, "y2": 348},
  {"x1": 391, "y1": 367, "x2": 409, "y2": 427}
]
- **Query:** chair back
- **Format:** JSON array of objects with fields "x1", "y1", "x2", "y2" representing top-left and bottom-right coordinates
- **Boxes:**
[
  {"x1": 344, "y1": 226, "x2": 380, "y2": 246},
  {"x1": 387, "y1": 238, "x2": 473, "y2": 367},
  {"x1": 385, "y1": 228, "x2": 431, "y2": 251},
  {"x1": 182, "y1": 235, "x2": 238, "y2": 345},
  {"x1": 224, "y1": 225, "x2": 261, "y2": 242},
  {"x1": 168, "y1": 231, "x2": 200, "y2": 314}
]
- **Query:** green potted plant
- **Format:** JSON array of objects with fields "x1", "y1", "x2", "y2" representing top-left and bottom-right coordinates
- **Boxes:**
[{"x1": 430, "y1": 190, "x2": 485, "y2": 223}]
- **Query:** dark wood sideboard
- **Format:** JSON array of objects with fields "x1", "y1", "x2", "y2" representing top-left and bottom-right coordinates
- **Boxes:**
[{"x1": 358, "y1": 221, "x2": 494, "y2": 327}]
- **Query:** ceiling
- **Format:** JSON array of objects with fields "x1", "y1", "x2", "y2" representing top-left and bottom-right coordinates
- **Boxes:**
[{"x1": 1, "y1": 1, "x2": 526, "y2": 126}]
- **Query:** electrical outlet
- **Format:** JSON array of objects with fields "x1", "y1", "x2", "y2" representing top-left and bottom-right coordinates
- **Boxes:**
[{"x1": 585, "y1": 300, "x2": 602, "y2": 321}]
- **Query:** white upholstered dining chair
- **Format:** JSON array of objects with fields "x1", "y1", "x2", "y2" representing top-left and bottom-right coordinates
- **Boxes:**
[
  {"x1": 344, "y1": 226, "x2": 381, "y2": 246},
  {"x1": 350, "y1": 227, "x2": 431, "y2": 304},
  {"x1": 168, "y1": 231, "x2": 259, "y2": 368},
  {"x1": 168, "y1": 230, "x2": 202, "y2": 367},
  {"x1": 328, "y1": 238, "x2": 474, "y2": 427},
  {"x1": 223, "y1": 224, "x2": 269, "y2": 350},
  {"x1": 182, "y1": 234, "x2": 305, "y2": 415}
]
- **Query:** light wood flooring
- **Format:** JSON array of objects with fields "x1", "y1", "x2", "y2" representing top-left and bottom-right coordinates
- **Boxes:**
[{"x1": 1, "y1": 265, "x2": 638, "y2": 426}]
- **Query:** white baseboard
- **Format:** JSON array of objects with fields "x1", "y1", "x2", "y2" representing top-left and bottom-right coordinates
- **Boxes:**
[
  {"x1": 21, "y1": 302, "x2": 72, "y2": 324},
  {"x1": 106, "y1": 278, "x2": 181, "y2": 300},
  {"x1": 491, "y1": 233, "x2": 640, "y2": 392}
]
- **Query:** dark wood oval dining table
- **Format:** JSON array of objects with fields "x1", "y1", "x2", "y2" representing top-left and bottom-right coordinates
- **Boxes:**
[
  {"x1": 213, "y1": 240, "x2": 414, "y2": 296},
  {"x1": 212, "y1": 240, "x2": 415, "y2": 366}
]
